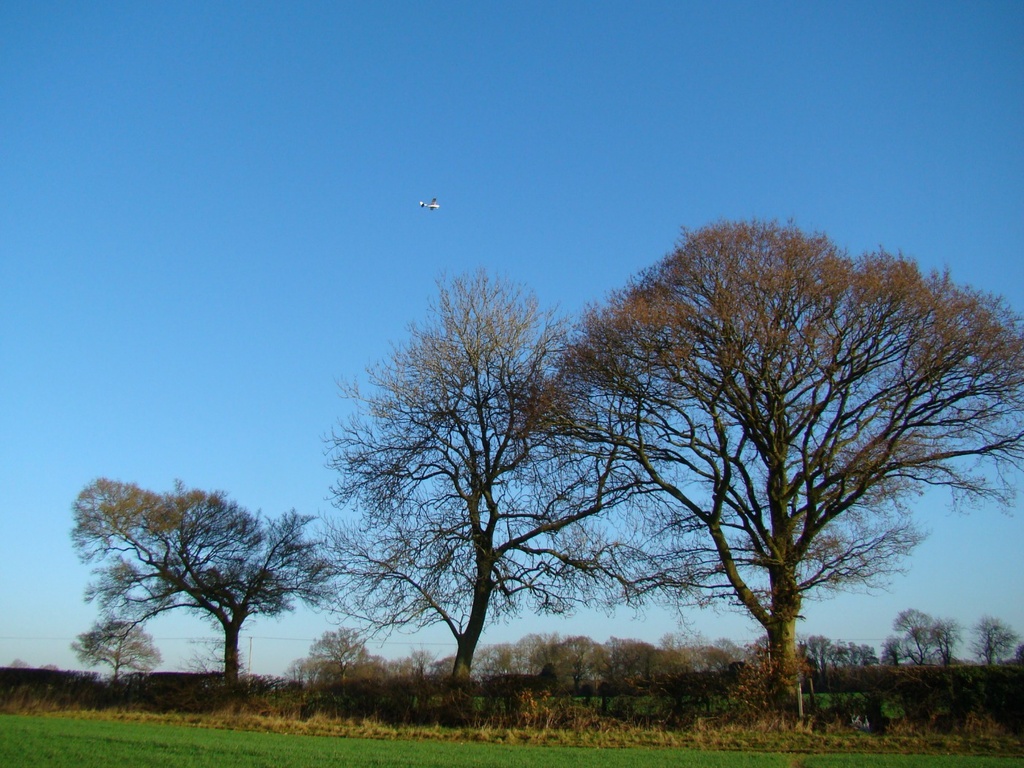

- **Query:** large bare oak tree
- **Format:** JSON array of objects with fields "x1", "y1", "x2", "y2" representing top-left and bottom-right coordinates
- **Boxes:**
[
  {"x1": 559, "y1": 220, "x2": 1024, "y2": 688},
  {"x1": 326, "y1": 271, "x2": 632, "y2": 678},
  {"x1": 72, "y1": 478, "x2": 331, "y2": 683}
]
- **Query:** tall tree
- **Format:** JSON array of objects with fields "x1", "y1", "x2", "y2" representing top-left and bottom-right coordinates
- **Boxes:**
[
  {"x1": 560, "y1": 220, "x2": 1024, "y2": 693},
  {"x1": 72, "y1": 479, "x2": 331, "y2": 683},
  {"x1": 71, "y1": 618, "x2": 162, "y2": 682},
  {"x1": 326, "y1": 271, "x2": 632, "y2": 678}
]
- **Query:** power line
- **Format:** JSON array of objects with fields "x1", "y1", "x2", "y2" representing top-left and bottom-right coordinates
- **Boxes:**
[{"x1": 0, "y1": 635, "x2": 459, "y2": 647}]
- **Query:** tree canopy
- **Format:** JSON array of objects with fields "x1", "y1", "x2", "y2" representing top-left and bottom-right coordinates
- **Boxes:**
[
  {"x1": 559, "y1": 219, "x2": 1024, "y2": 690},
  {"x1": 72, "y1": 478, "x2": 331, "y2": 683},
  {"x1": 971, "y1": 616, "x2": 1021, "y2": 665},
  {"x1": 71, "y1": 618, "x2": 162, "y2": 681},
  {"x1": 326, "y1": 271, "x2": 634, "y2": 678}
]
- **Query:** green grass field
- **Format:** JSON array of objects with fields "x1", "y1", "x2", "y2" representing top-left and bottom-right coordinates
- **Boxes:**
[{"x1": 1, "y1": 715, "x2": 1022, "y2": 768}]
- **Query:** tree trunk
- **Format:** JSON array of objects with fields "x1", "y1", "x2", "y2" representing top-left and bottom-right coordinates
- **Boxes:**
[
  {"x1": 764, "y1": 589, "x2": 802, "y2": 708},
  {"x1": 766, "y1": 614, "x2": 798, "y2": 673},
  {"x1": 451, "y1": 579, "x2": 493, "y2": 679},
  {"x1": 755, "y1": 559, "x2": 803, "y2": 708},
  {"x1": 451, "y1": 639, "x2": 476, "y2": 680},
  {"x1": 223, "y1": 622, "x2": 242, "y2": 684}
]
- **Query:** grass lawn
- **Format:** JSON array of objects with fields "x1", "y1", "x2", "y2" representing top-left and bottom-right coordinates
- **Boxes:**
[{"x1": 2, "y1": 715, "x2": 1022, "y2": 768}]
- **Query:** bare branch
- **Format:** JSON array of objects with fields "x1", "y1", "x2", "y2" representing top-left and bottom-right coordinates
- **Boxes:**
[
  {"x1": 325, "y1": 271, "x2": 636, "y2": 677},
  {"x1": 559, "y1": 219, "x2": 1024, "y2": 684},
  {"x1": 71, "y1": 479, "x2": 330, "y2": 682}
]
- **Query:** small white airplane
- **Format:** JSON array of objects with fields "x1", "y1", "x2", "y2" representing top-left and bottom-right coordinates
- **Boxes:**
[{"x1": 419, "y1": 198, "x2": 440, "y2": 210}]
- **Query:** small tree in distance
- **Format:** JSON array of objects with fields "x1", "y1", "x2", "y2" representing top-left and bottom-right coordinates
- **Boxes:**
[
  {"x1": 882, "y1": 609, "x2": 960, "y2": 666},
  {"x1": 561, "y1": 635, "x2": 603, "y2": 691},
  {"x1": 71, "y1": 618, "x2": 162, "y2": 682},
  {"x1": 307, "y1": 628, "x2": 374, "y2": 681},
  {"x1": 803, "y1": 635, "x2": 877, "y2": 690},
  {"x1": 933, "y1": 617, "x2": 962, "y2": 666},
  {"x1": 287, "y1": 628, "x2": 383, "y2": 685},
  {"x1": 971, "y1": 616, "x2": 1020, "y2": 665},
  {"x1": 888, "y1": 609, "x2": 942, "y2": 666}
]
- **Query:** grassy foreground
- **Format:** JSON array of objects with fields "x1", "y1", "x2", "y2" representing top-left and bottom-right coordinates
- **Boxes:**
[{"x1": 2, "y1": 714, "x2": 1023, "y2": 768}]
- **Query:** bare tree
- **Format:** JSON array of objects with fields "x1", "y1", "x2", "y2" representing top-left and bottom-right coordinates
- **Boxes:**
[
  {"x1": 309, "y1": 628, "x2": 376, "y2": 681},
  {"x1": 72, "y1": 478, "x2": 332, "y2": 683},
  {"x1": 518, "y1": 632, "x2": 568, "y2": 677},
  {"x1": 971, "y1": 616, "x2": 1020, "y2": 665},
  {"x1": 289, "y1": 629, "x2": 382, "y2": 684},
  {"x1": 804, "y1": 634, "x2": 877, "y2": 687},
  {"x1": 326, "y1": 271, "x2": 633, "y2": 678},
  {"x1": 406, "y1": 648, "x2": 439, "y2": 679},
  {"x1": 657, "y1": 633, "x2": 698, "y2": 674},
  {"x1": 881, "y1": 637, "x2": 903, "y2": 666},
  {"x1": 182, "y1": 638, "x2": 225, "y2": 675},
  {"x1": 885, "y1": 609, "x2": 944, "y2": 665},
  {"x1": 71, "y1": 618, "x2": 162, "y2": 681},
  {"x1": 474, "y1": 641, "x2": 530, "y2": 678},
  {"x1": 846, "y1": 643, "x2": 879, "y2": 667},
  {"x1": 803, "y1": 635, "x2": 837, "y2": 681},
  {"x1": 372, "y1": 649, "x2": 439, "y2": 680},
  {"x1": 932, "y1": 617, "x2": 962, "y2": 666},
  {"x1": 690, "y1": 638, "x2": 749, "y2": 673},
  {"x1": 560, "y1": 634, "x2": 602, "y2": 692},
  {"x1": 602, "y1": 637, "x2": 660, "y2": 682},
  {"x1": 560, "y1": 220, "x2": 1024, "y2": 693}
]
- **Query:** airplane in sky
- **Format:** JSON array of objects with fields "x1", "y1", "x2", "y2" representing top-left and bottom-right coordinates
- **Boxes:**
[{"x1": 419, "y1": 198, "x2": 440, "y2": 210}]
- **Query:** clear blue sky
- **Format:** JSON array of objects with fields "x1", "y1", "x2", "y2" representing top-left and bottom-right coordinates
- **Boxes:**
[{"x1": 2, "y1": 1, "x2": 1022, "y2": 675}]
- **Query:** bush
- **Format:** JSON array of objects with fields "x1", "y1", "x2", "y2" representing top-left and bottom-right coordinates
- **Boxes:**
[
  {"x1": 811, "y1": 665, "x2": 1024, "y2": 733},
  {"x1": 2, "y1": 663, "x2": 1021, "y2": 732},
  {"x1": 0, "y1": 666, "x2": 108, "y2": 710}
]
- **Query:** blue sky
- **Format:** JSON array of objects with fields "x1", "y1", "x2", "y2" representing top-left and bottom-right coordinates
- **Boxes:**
[{"x1": 2, "y1": 1, "x2": 1022, "y2": 675}]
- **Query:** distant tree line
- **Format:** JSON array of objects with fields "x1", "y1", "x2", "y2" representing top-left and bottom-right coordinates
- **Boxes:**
[
  {"x1": 281, "y1": 616, "x2": 1021, "y2": 694},
  {"x1": 284, "y1": 630, "x2": 750, "y2": 692},
  {"x1": 6, "y1": 635, "x2": 1024, "y2": 732},
  {"x1": 880, "y1": 609, "x2": 1021, "y2": 667},
  {"x1": 57, "y1": 607, "x2": 1021, "y2": 692}
]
